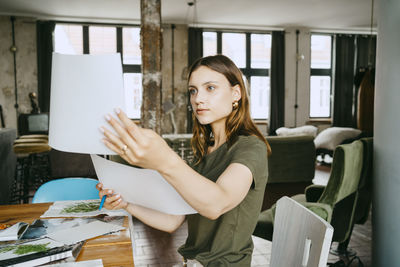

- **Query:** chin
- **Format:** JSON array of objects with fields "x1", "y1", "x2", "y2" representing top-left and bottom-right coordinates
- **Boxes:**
[{"x1": 196, "y1": 118, "x2": 212, "y2": 125}]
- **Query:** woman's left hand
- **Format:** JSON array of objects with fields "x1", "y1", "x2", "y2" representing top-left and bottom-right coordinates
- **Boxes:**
[{"x1": 101, "y1": 108, "x2": 178, "y2": 171}]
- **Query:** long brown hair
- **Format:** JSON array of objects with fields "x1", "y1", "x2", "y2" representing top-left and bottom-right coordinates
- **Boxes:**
[{"x1": 188, "y1": 55, "x2": 271, "y2": 162}]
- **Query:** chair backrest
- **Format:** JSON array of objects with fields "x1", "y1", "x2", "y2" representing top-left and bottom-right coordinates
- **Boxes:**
[
  {"x1": 318, "y1": 140, "x2": 364, "y2": 243},
  {"x1": 32, "y1": 178, "x2": 99, "y2": 203},
  {"x1": 270, "y1": 197, "x2": 333, "y2": 267},
  {"x1": 318, "y1": 140, "x2": 364, "y2": 206},
  {"x1": 266, "y1": 135, "x2": 316, "y2": 183},
  {"x1": 354, "y1": 137, "x2": 373, "y2": 224}
]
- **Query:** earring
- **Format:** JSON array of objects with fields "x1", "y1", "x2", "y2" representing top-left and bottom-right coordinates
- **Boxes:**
[{"x1": 232, "y1": 101, "x2": 239, "y2": 109}]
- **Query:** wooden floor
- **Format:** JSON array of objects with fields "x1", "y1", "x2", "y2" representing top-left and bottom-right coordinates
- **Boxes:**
[
  {"x1": 131, "y1": 164, "x2": 372, "y2": 267},
  {"x1": 131, "y1": 215, "x2": 372, "y2": 267}
]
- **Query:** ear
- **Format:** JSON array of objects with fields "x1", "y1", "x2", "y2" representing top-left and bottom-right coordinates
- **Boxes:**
[{"x1": 232, "y1": 84, "x2": 242, "y2": 102}]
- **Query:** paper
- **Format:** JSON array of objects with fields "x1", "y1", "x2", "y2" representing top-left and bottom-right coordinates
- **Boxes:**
[
  {"x1": 47, "y1": 221, "x2": 125, "y2": 245},
  {"x1": 40, "y1": 200, "x2": 128, "y2": 218},
  {"x1": 91, "y1": 154, "x2": 197, "y2": 215},
  {"x1": 42, "y1": 259, "x2": 103, "y2": 267},
  {"x1": 0, "y1": 222, "x2": 28, "y2": 241},
  {"x1": 0, "y1": 238, "x2": 68, "y2": 262},
  {"x1": 49, "y1": 53, "x2": 125, "y2": 155},
  {"x1": 22, "y1": 216, "x2": 125, "y2": 240}
]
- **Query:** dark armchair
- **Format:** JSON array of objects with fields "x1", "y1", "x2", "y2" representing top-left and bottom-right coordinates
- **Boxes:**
[
  {"x1": 262, "y1": 135, "x2": 316, "y2": 210},
  {"x1": 254, "y1": 140, "x2": 364, "y2": 244}
]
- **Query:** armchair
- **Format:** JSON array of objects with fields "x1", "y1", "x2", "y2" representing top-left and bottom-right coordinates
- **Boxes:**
[
  {"x1": 332, "y1": 137, "x2": 373, "y2": 255},
  {"x1": 254, "y1": 140, "x2": 364, "y2": 245},
  {"x1": 262, "y1": 135, "x2": 316, "y2": 210}
]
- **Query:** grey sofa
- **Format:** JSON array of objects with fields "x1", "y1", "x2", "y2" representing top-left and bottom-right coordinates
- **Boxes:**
[{"x1": 262, "y1": 135, "x2": 316, "y2": 210}]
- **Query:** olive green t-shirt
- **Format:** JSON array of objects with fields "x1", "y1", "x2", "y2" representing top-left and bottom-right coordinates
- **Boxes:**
[{"x1": 178, "y1": 135, "x2": 268, "y2": 267}]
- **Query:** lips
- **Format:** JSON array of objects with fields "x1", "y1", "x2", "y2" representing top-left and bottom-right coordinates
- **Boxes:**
[{"x1": 196, "y1": 109, "x2": 208, "y2": 115}]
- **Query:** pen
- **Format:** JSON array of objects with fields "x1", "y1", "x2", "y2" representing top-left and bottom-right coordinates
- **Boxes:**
[{"x1": 99, "y1": 195, "x2": 106, "y2": 210}]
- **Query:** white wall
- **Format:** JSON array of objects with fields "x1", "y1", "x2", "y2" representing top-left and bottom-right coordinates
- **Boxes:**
[
  {"x1": 0, "y1": 16, "x2": 37, "y2": 129},
  {"x1": 373, "y1": 0, "x2": 400, "y2": 265},
  {"x1": 284, "y1": 28, "x2": 311, "y2": 128}
]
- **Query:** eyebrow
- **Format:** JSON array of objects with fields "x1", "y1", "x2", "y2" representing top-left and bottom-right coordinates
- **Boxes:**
[{"x1": 188, "y1": 81, "x2": 218, "y2": 88}]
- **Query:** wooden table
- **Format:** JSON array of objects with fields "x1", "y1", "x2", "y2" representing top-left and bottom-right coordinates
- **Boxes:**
[{"x1": 0, "y1": 203, "x2": 135, "y2": 266}]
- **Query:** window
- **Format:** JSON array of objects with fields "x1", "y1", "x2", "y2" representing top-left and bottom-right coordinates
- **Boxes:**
[
  {"x1": 202, "y1": 31, "x2": 271, "y2": 120},
  {"x1": 310, "y1": 34, "x2": 333, "y2": 118},
  {"x1": 54, "y1": 23, "x2": 142, "y2": 119}
]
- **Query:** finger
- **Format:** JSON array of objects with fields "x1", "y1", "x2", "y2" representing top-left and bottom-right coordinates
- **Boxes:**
[
  {"x1": 105, "y1": 114, "x2": 131, "y2": 141},
  {"x1": 108, "y1": 193, "x2": 121, "y2": 202},
  {"x1": 111, "y1": 198, "x2": 122, "y2": 208},
  {"x1": 113, "y1": 199, "x2": 127, "y2": 210},
  {"x1": 103, "y1": 138, "x2": 136, "y2": 163},
  {"x1": 103, "y1": 116, "x2": 140, "y2": 154},
  {"x1": 115, "y1": 108, "x2": 144, "y2": 142},
  {"x1": 99, "y1": 189, "x2": 111, "y2": 198},
  {"x1": 101, "y1": 126, "x2": 127, "y2": 153},
  {"x1": 96, "y1": 183, "x2": 103, "y2": 190}
]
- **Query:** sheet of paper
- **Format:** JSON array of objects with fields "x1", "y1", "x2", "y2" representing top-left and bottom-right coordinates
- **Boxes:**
[
  {"x1": 47, "y1": 221, "x2": 125, "y2": 245},
  {"x1": 40, "y1": 200, "x2": 128, "y2": 218},
  {"x1": 91, "y1": 155, "x2": 197, "y2": 215},
  {"x1": 0, "y1": 222, "x2": 28, "y2": 241},
  {"x1": 22, "y1": 216, "x2": 125, "y2": 240},
  {"x1": 42, "y1": 259, "x2": 103, "y2": 267},
  {"x1": 0, "y1": 238, "x2": 66, "y2": 261},
  {"x1": 48, "y1": 53, "x2": 125, "y2": 155}
]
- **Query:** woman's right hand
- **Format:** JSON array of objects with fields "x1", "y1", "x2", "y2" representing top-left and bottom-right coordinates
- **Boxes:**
[{"x1": 96, "y1": 182, "x2": 129, "y2": 210}]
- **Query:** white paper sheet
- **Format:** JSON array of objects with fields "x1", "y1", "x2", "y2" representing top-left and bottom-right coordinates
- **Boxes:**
[
  {"x1": 0, "y1": 238, "x2": 66, "y2": 261},
  {"x1": 42, "y1": 259, "x2": 103, "y2": 267},
  {"x1": 47, "y1": 221, "x2": 125, "y2": 245},
  {"x1": 40, "y1": 200, "x2": 128, "y2": 218},
  {"x1": 91, "y1": 155, "x2": 197, "y2": 215},
  {"x1": 48, "y1": 53, "x2": 125, "y2": 155}
]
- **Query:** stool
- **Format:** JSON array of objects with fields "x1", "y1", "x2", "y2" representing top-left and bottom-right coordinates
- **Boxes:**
[
  {"x1": 19, "y1": 134, "x2": 48, "y2": 140},
  {"x1": 12, "y1": 137, "x2": 51, "y2": 203}
]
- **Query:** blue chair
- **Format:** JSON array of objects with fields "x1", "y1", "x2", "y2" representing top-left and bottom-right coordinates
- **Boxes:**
[{"x1": 32, "y1": 178, "x2": 100, "y2": 203}]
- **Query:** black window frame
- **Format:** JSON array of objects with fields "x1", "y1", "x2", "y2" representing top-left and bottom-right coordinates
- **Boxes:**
[
  {"x1": 54, "y1": 21, "x2": 142, "y2": 118},
  {"x1": 202, "y1": 29, "x2": 271, "y2": 120},
  {"x1": 309, "y1": 33, "x2": 334, "y2": 119}
]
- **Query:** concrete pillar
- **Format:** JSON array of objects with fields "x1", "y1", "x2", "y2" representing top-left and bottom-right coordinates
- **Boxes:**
[
  {"x1": 140, "y1": 0, "x2": 162, "y2": 134},
  {"x1": 373, "y1": 0, "x2": 400, "y2": 265}
]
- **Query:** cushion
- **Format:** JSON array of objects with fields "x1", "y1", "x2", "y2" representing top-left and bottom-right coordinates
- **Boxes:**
[
  {"x1": 314, "y1": 127, "x2": 362, "y2": 150},
  {"x1": 276, "y1": 125, "x2": 318, "y2": 137}
]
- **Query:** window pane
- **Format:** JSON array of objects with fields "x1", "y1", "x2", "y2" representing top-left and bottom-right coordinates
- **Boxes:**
[
  {"x1": 251, "y1": 34, "x2": 271, "y2": 68},
  {"x1": 203, "y1": 32, "x2": 217, "y2": 57},
  {"x1": 250, "y1": 76, "x2": 270, "y2": 119},
  {"x1": 310, "y1": 76, "x2": 331, "y2": 117},
  {"x1": 89, "y1": 26, "x2": 116, "y2": 54},
  {"x1": 54, "y1": 24, "x2": 83, "y2": 55},
  {"x1": 124, "y1": 73, "x2": 142, "y2": 119},
  {"x1": 311, "y1": 35, "x2": 331, "y2": 69},
  {"x1": 123, "y1": 27, "x2": 141, "y2": 64},
  {"x1": 222, "y1": 33, "x2": 246, "y2": 68}
]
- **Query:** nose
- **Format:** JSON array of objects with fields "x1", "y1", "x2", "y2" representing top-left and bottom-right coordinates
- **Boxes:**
[{"x1": 193, "y1": 89, "x2": 206, "y2": 105}]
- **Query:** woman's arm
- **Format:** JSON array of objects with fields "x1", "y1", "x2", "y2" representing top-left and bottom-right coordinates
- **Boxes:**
[
  {"x1": 97, "y1": 183, "x2": 185, "y2": 233},
  {"x1": 102, "y1": 110, "x2": 253, "y2": 220},
  {"x1": 160, "y1": 160, "x2": 253, "y2": 220}
]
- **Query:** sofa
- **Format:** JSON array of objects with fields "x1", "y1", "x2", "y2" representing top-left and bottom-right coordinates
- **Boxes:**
[
  {"x1": 160, "y1": 134, "x2": 316, "y2": 211},
  {"x1": 262, "y1": 135, "x2": 316, "y2": 210}
]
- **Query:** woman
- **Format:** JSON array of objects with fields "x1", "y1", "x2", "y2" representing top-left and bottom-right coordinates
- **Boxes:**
[{"x1": 97, "y1": 55, "x2": 271, "y2": 266}]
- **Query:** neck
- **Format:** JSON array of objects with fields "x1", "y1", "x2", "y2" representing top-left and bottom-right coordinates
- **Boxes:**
[{"x1": 210, "y1": 120, "x2": 227, "y2": 150}]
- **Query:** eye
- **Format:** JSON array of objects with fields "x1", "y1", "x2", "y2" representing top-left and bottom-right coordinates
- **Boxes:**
[
  {"x1": 188, "y1": 88, "x2": 197, "y2": 95},
  {"x1": 207, "y1": 85, "x2": 215, "y2": 91}
]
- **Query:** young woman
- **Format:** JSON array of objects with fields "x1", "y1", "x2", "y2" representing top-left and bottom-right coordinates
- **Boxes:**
[{"x1": 97, "y1": 55, "x2": 271, "y2": 266}]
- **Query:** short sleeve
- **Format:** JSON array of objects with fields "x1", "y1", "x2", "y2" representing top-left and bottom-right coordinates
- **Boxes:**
[{"x1": 229, "y1": 136, "x2": 268, "y2": 187}]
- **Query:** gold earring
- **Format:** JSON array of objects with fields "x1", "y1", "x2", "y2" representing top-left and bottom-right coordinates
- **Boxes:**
[{"x1": 232, "y1": 101, "x2": 239, "y2": 109}]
